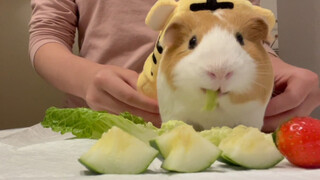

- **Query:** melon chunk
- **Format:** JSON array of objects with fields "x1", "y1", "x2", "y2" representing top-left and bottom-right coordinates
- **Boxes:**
[
  {"x1": 79, "y1": 126, "x2": 158, "y2": 174},
  {"x1": 218, "y1": 125, "x2": 284, "y2": 169},
  {"x1": 151, "y1": 125, "x2": 221, "y2": 172},
  {"x1": 200, "y1": 126, "x2": 233, "y2": 146}
]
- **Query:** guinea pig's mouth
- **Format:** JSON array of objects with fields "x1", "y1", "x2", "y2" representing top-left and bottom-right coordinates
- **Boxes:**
[{"x1": 200, "y1": 88, "x2": 229, "y2": 97}]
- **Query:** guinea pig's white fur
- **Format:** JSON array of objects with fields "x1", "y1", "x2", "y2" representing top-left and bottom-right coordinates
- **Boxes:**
[{"x1": 157, "y1": 11, "x2": 273, "y2": 131}]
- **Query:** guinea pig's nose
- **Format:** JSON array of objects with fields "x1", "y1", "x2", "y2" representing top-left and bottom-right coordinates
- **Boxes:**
[{"x1": 207, "y1": 71, "x2": 233, "y2": 80}]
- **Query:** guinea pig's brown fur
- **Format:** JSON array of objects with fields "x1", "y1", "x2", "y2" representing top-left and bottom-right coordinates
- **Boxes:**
[{"x1": 160, "y1": 9, "x2": 274, "y2": 105}]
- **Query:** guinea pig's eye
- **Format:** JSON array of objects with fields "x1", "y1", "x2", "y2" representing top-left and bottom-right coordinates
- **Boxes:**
[
  {"x1": 188, "y1": 35, "x2": 197, "y2": 49},
  {"x1": 236, "y1": 32, "x2": 244, "y2": 46}
]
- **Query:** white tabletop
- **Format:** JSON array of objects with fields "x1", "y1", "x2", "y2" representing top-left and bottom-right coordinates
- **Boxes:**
[{"x1": 1, "y1": 124, "x2": 320, "y2": 180}]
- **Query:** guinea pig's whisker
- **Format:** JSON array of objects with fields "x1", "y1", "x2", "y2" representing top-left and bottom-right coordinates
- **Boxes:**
[
  {"x1": 256, "y1": 66, "x2": 273, "y2": 69},
  {"x1": 256, "y1": 68, "x2": 272, "y2": 71},
  {"x1": 256, "y1": 69, "x2": 273, "y2": 72},
  {"x1": 256, "y1": 63, "x2": 271, "y2": 65},
  {"x1": 251, "y1": 80, "x2": 268, "y2": 90},
  {"x1": 256, "y1": 64, "x2": 273, "y2": 68},
  {"x1": 256, "y1": 72, "x2": 273, "y2": 75},
  {"x1": 255, "y1": 71, "x2": 273, "y2": 75},
  {"x1": 176, "y1": 50, "x2": 188, "y2": 56},
  {"x1": 256, "y1": 70, "x2": 273, "y2": 73}
]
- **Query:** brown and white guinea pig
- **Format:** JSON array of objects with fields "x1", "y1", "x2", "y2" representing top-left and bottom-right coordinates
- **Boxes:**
[{"x1": 157, "y1": 9, "x2": 274, "y2": 131}]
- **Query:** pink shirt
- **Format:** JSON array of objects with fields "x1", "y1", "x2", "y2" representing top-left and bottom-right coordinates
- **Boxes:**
[{"x1": 29, "y1": 0, "x2": 260, "y2": 107}]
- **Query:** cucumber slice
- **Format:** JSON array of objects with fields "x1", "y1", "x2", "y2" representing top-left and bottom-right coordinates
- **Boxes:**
[
  {"x1": 218, "y1": 125, "x2": 284, "y2": 169},
  {"x1": 152, "y1": 125, "x2": 221, "y2": 172},
  {"x1": 79, "y1": 126, "x2": 158, "y2": 174}
]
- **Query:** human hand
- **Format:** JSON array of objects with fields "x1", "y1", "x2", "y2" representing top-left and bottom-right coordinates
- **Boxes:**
[
  {"x1": 84, "y1": 65, "x2": 161, "y2": 127},
  {"x1": 262, "y1": 56, "x2": 320, "y2": 132}
]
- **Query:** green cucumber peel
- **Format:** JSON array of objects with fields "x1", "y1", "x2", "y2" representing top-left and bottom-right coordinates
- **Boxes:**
[
  {"x1": 218, "y1": 154, "x2": 241, "y2": 166},
  {"x1": 149, "y1": 139, "x2": 165, "y2": 161},
  {"x1": 78, "y1": 159, "x2": 101, "y2": 174}
]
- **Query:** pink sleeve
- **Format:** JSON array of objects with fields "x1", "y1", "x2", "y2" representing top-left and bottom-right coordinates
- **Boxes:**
[{"x1": 28, "y1": 0, "x2": 78, "y2": 65}]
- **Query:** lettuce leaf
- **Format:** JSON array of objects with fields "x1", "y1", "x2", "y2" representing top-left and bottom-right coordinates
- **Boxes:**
[
  {"x1": 119, "y1": 111, "x2": 145, "y2": 125},
  {"x1": 41, "y1": 107, "x2": 158, "y2": 143}
]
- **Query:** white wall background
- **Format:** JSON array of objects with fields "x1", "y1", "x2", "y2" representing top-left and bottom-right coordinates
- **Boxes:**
[
  {"x1": 277, "y1": 0, "x2": 320, "y2": 118},
  {"x1": 0, "y1": 1, "x2": 63, "y2": 130},
  {"x1": 260, "y1": 0, "x2": 279, "y2": 51}
]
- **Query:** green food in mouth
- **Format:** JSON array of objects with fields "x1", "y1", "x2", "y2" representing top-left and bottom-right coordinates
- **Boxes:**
[{"x1": 203, "y1": 89, "x2": 218, "y2": 111}]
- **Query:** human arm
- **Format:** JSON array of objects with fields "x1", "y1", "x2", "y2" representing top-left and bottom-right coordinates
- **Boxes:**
[
  {"x1": 29, "y1": 0, "x2": 161, "y2": 127},
  {"x1": 34, "y1": 43, "x2": 161, "y2": 127}
]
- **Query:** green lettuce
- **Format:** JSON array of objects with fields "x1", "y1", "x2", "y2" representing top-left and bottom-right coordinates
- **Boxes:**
[
  {"x1": 119, "y1": 111, "x2": 146, "y2": 125},
  {"x1": 41, "y1": 107, "x2": 158, "y2": 143}
]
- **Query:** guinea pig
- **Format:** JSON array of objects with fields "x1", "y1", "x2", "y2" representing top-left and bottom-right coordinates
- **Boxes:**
[{"x1": 157, "y1": 8, "x2": 274, "y2": 131}]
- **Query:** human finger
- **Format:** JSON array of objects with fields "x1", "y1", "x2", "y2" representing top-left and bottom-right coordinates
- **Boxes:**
[
  {"x1": 89, "y1": 89, "x2": 162, "y2": 127},
  {"x1": 262, "y1": 88, "x2": 320, "y2": 133},
  {"x1": 94, "y1": 70, "x2": 159, "y2": 113},
  {"x1": 265, "y1": 76, "x2": 311, "y2": 116}
]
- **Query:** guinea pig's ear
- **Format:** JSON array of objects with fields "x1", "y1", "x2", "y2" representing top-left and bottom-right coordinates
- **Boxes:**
[
  {"x1": 251, "y1": 6, "x2": 276, "y2": 33},
  {"x1": 145, "y1": 0, "x2": 178, "y2": 31},
  {"x1": 241, "y1": 18, "x2": 268, "y2": 42},
  {"x1": 163, "y1": 22, "x2": 188, "y2": 48}
]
